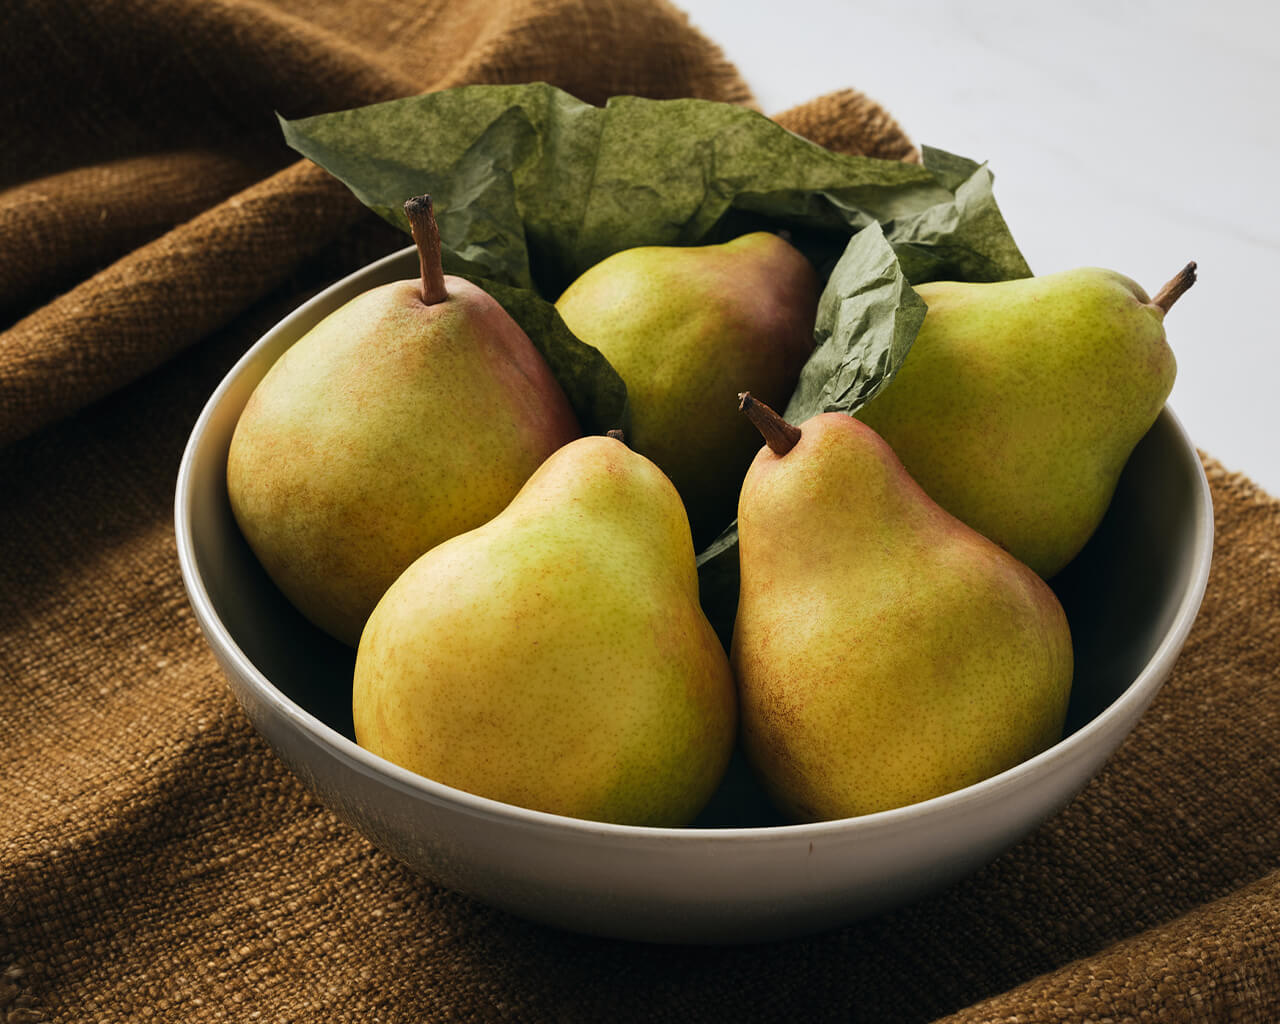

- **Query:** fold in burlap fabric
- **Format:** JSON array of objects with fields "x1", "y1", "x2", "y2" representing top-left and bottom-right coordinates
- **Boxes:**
[{"x1": 1, "y1": 0, "x2": 1277, "y2": 1020}]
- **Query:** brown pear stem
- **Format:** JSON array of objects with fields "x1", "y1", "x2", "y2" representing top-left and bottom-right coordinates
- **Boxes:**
[
  {"x1": 606, "y1": 428, "x2": 627, "y2": 445},
  {"x1": 404, "y1": 195, "x2": 449, "y2": 306},
  {"x1": 1152, "y1": 262, "x2": 1197, "y2": 315},
  {"x1": 739, "y1": 392, "x2": 801, "y2": 456}
]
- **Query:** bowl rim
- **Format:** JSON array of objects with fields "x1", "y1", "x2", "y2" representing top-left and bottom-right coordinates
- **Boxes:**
[{"x1": 174, "y1": 248, "x2": 1216, "y2": 846}]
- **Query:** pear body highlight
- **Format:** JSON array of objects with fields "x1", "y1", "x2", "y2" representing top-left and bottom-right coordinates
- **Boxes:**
[
  {"x1": 555, "y1": 232, "x2": 818, "y2": 544},
  {"x1": 352, "y1": 435, "x2": 736, "y2": 827},
  {"x1": 856, "y1": 266, "x2": 1180, "y2": 577},
  {"x1": 732, "y1": 410, "x2": 1073, "y2": 822},
  {"x1": 227, "y1": 274, "x2": 580, "y2": 647}
]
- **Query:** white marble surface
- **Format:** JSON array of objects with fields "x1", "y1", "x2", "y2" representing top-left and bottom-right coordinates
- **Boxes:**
[{"x1": 677, "y1": 0, "x2": 1280, "y2": 497}]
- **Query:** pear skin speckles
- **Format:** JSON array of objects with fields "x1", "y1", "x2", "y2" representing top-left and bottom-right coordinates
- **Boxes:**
[
  {"x1": 732, "y1": 411, "x2": 1073, "y2": 822},
  {"x1": 352, "y1": 436, "x2": 736, "y2": 827}
]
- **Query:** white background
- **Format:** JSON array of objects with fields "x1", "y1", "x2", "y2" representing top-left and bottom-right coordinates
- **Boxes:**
[{"x1": 675, "y1": 0, "x2": 1280, "y2": 497}]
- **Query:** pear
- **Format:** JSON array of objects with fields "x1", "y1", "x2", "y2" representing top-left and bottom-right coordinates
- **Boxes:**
[
  {"x1": 855, "y1": 264, "x2": 1195, "y2": 578},
  {"x1": 554, "y1": 232, "x2": 818, "y2": 545},
  {"x1": 352, "y1": 432, "x2": 737, "y2": 827},
  {"x1": 227, "y1": 196, "x2": 580, "y2": 647},
  {"x1": 731, "y1": 394, "x2": 1073, "y2": 823}
]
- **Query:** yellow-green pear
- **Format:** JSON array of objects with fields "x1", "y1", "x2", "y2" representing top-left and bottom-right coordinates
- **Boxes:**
[
  {"x1": 352, "y1": 433, "x2": 737, "y2": 827},
  {"x1": 732, "y1": 395, "x2": 1073, "y2": 823},
  {"x1": 555, "y1": 232, "x2": 818, "y2": 545},
  {"x1": 227, "y1": 196, "x2": 580, "y2": 646},
  {"x1": 856, "y1": 264, "x2": 1195, "y2": 577}
]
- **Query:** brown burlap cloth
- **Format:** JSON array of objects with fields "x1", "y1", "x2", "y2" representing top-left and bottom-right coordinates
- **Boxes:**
[{"x1": 2, "y1": 0, "x2": 1277, "y2": 1020}]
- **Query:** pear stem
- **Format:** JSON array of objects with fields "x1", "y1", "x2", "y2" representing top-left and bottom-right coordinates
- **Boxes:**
[
  {"x1": 606, "y1": 428, "x2": 627, "y2": 445},
  {"x1": 404, "y1": 195, "x2": 449, "y2": 306},
  {"x1": 1152, "y1": 262, "x2": 1197, "y2": 315},
  {"x1": 739, "y1": 392, "x2": 801, "y2": 456}
]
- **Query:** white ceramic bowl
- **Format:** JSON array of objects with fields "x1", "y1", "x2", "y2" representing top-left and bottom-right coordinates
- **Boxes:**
[{"x1": 175, "y1": 246, "x2": 1214, "y2": 944}]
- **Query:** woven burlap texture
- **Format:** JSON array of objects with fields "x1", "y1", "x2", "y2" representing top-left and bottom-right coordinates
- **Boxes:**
[{"x1": 2, "y1": 0, "x2": 1278, "y2": 1021}]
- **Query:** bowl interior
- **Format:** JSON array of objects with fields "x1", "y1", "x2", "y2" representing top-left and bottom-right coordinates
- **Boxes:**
[{"x1": 179, "y1": 247, "x2": 1214, "y2": 833}]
